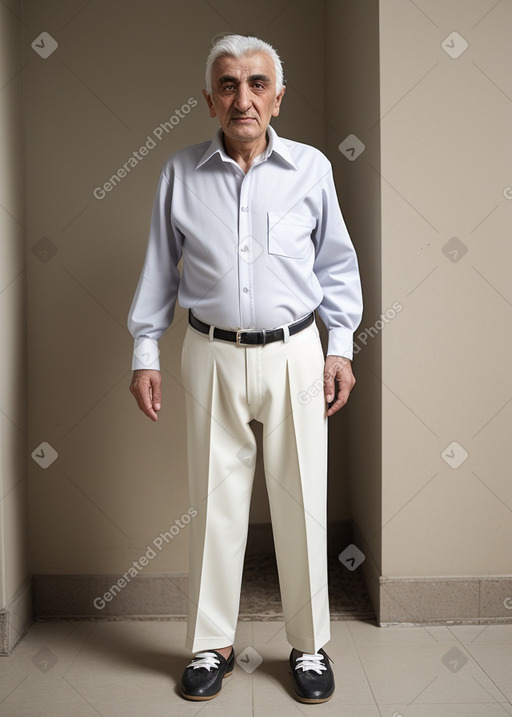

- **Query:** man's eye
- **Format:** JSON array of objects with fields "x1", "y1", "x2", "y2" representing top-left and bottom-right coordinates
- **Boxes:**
[{"x1": 223, "y1": 85, "x2": 235, "y2": 92}]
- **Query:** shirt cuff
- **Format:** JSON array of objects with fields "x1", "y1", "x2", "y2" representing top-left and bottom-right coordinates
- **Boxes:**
[
  {"x1": 131, "y1": 337, "x2": 161, "y2": 371},
  {"x1": 326, "y1": 328, "x2": 355, "y2": 360}
]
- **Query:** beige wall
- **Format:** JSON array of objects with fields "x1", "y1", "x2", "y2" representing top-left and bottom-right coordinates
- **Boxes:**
[
  {"x1": 379, "y1": 0, "x2": 512, "y2": 577},
  {"x1": 0, "y1": 0, "x2": 29, "y2": 609},
  {"x1": 23, "y1": 0, "x2": 345, "y2": 580},
  {"x1": 327, "y1": 0, "x2": 512, "y2": 603}
]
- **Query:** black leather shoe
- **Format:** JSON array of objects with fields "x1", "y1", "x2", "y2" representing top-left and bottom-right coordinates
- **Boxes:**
[
  {"x1": 289, "y1": 648, "x2": 334, "y2": 703},
  {"x1": 180, "y1": 648, "x2": 235, "y2": 701}
]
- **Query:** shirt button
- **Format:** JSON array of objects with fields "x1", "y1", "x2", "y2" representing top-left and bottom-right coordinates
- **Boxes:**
[
  {"x1": 241, "y1": 246, "x2": 248, "y2": 252},
  {"x1": 241, "y1": 206, "x2": 249, "y2": 212},
  {"x1": 243, "y1": 287, "x2": 249, "y2": 293}
]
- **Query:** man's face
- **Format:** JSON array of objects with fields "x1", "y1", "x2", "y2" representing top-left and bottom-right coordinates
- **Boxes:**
[{"x1": 203, "y1": 51, "x2": 285, "y2": 146}]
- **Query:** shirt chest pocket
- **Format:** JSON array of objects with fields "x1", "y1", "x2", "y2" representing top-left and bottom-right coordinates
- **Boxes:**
[{"x1": 267, "y1": 211, "x2": 317, "y2": 259}]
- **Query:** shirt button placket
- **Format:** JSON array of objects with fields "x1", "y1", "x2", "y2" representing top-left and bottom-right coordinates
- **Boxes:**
[{"x1": 238, "y1": 174, "x2": 253, "y2": 328}]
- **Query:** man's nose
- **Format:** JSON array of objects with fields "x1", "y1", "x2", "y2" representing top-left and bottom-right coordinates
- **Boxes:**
[{"x1": 234, "y1": 83, "x2": 252, "y2": 112}]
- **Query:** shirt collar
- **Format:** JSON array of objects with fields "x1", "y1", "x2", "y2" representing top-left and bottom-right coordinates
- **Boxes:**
[{"x1": 195, "y1": 125, "x2": 297, "y2": 170}]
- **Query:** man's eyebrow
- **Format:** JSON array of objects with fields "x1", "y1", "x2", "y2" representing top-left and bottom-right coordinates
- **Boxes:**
[
  {"x1": 217, "y1": 73, "x2": 271, "y2": 85},
  {"x1": 218, "y1": 74, "x2": 238, "y2": 85},
  {"x1": 248, "y1": 74, "x2": 271, "y2": 83}
]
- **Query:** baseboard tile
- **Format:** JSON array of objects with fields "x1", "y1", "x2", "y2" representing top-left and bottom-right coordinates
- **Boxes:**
[
  {"x1": 0, "y1": 577, "x2": 33, "y2": 656},
  {"x1": 379, "y1": 575, "x2": 512, "y2": 625},
  {"x1": 33, "y1": 574, "x2": 189, "y2": 619}
]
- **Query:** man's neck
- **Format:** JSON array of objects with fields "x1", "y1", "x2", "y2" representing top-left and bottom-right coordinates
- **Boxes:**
[{"x1": 222, "y1": 131, "x2": 269, "y2": 173}]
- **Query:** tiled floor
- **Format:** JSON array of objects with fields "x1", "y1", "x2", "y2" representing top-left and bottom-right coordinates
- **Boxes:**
[{"x1": 1, "y1": 618, "x2": 511, "y2": 716}]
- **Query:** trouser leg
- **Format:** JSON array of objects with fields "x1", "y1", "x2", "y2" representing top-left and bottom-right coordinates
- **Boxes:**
[
  {"x1": 256, "y1": 323, "x2": 330, "y2": 653},
  {"x1": 181, "y1": 327, "x2": 256, "y2": 652}
]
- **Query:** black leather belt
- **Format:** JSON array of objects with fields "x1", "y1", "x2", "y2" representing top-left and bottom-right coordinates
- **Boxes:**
[{"x1": 188, "y1": 310, "x2": 314, "y2": 345}]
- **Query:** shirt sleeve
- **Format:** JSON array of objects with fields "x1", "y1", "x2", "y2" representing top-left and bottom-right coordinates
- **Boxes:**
[
  {"x1": 313, "y1": 165, "x2": 363, "y2": 359},
  {"x1": 127, "y1": 167, "x2": 183, "y2": 370}
]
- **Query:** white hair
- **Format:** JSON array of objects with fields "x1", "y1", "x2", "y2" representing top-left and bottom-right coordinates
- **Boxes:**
[{"x1": 205, "y1": 34, "x2": 284, "y2": 94}]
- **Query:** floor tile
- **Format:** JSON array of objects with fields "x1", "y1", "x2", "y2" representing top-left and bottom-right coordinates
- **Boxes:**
[
  {"x1": 348, "y1": 618, "x2": 454, "y2": 646},
  {"x1": 463, "y1": 643, "x2": 512, "y2": 702},
  {"x1": 358, "y1": 643, "x2": 505, "y2": 704},
  {"x1": 380, "y1": 705, "x2": 512, "y2": 717},
  {"x1": 1, "y1": 619, "x2": 511, "y2": 717},
  {"x1": 448, "y1": 623, "x2": 512, "y2": 645},
  {"x1": 254, "y1": 702, "x2": 381, "y2": 716}
]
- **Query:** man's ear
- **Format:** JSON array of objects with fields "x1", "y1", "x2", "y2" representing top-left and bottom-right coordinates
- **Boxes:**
[
  {"x1": 202, "y1": 89, "x2": 217, "y2": 118},
  {"x1": 272, "y1": 86, "x2": 286, "y2": 117}
]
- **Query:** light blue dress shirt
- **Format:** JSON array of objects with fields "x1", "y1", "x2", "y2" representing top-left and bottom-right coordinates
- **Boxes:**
[{"x1": 128, "y1": 125, "x2": 363, "y2": 370}]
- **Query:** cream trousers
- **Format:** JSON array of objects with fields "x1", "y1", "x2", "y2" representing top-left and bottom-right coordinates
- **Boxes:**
[{"x1": 181, "y1": 320, "x2": 330, "y2": 654}]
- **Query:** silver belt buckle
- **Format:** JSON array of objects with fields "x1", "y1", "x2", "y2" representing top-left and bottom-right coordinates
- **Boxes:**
[{"x1": 236, "y1": 328, "x2": 264, "y2": 344}]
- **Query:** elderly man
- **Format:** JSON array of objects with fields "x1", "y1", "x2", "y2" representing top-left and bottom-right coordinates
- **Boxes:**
[{"x1": 128, "y1": 34, "x2": 362, "y2": 704}]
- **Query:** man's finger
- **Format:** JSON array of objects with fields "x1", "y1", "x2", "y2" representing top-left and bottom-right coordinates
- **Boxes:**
[
  {"x1": 323, "y1": 357, "x2": 342, "y2": 403},
  {"x1": 135, "y1": 384, "x2": 157, "y2": 420},
  {"x1": 326, "y1": 381, "x2": 350, "y2": 416},
  {"x1": 142, "y1": 389, "x2": 158, "y2": 420},
  {"x1": 151, "y1": 377, "x2": 162, "y2": 412},
  {"x1": 326, "y1": 399, "x2": 342, "y2": 416},
  {"x1": 324, "y1": 373, "x2": 336, "y2": 403}
]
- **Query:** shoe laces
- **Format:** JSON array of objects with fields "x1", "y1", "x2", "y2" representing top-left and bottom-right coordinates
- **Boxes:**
[
  {"x1": 294, "y1": 652, "x2": 327, "y2": 674},
  {"x1": 186, "y1": 651, "x2": 221, "y2": 671}
]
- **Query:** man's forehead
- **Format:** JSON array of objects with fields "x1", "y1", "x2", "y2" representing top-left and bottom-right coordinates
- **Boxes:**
[{"x1": 212, "y1": 51, "x2": 275, "y2": 81}]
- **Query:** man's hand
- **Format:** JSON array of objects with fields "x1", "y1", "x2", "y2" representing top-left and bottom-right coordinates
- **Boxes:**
[
  {"x1": 323, "y1": 355, "x2": 356, "y2": 416},
  {"x1": 130, "y1": 369, "x2": 162, "y2": 421}
]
